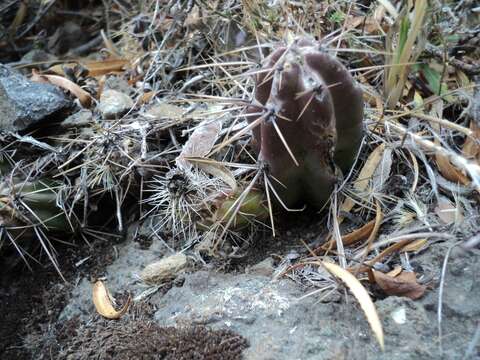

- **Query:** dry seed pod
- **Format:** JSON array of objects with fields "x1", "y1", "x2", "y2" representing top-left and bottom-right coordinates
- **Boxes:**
[
  {"x1": 247, "y1": 38, "x2": 364, "y2": 209},
  {"x1": 141, "y1": 252, "x2": 188, "y2": 284}
]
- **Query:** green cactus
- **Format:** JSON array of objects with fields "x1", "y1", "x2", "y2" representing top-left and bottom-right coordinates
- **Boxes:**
[{"x1": 0, "y1": 179, "x2": 71, "y2": 232}]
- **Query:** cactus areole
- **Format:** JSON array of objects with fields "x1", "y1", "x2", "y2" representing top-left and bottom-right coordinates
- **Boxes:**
[{"x1": 246, "y1": 38, "x2": 364, "y2": 209}]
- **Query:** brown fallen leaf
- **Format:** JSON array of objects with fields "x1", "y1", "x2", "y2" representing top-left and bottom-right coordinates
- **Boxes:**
[
  {"x1": 49, "y1": 59, "x2": 129, "y2": 78},
  {"x1": 31, "y1": 69, "x2": 92, "y2": 107},
  {"x1": 176, "y1": 120, "x2": 222, "y2": 171},
  {"x1": 430, "y1": 100, "x2": 472, "y2": 186},
  {"x1": 320, "y1": 221, "x2": 373, "y2": 253},
  {"x1": 373, "y1": 270, "x2": 427, "y2": 300},
  {"x1": 435, "y1": 153, "x2": 471, "y2": 185},
  {"x1": 337, "y1": 219, "x2": 375, "y2": 248},
  {"x1": 386, "y1": 265, "x2": 403, "y2": 277}
]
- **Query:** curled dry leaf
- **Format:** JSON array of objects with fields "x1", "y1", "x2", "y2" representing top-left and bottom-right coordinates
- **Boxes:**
[
  {"x1": 141, "y1": 252, "x2": 188, "y2": 285},
  {"x1": 373, "y1": 270, "x2": 427, "y2": 300},
  {"x1": 176, "y1": 120, "x2": 222, "y2": 171},
  {"x1": 431, "y1": 101, "x2": 471, "y2": 186},
  {"x1": 322, "y1": 261, "x2": 385, "y2": 351},
  {"x1": 354, "y1": 239, "x2": 414, "y2": 273},
  {"x1": 30, "y1": 69, "x2": 92, "y2": 107},
  {"x1": 435, "y1": 153, "x2": 471, "y2": 186},
  {"x1": 386, "y1": 265, "x2": 403, "y2": 277},
  {"x1": 194, "y1": 160, "x2": 238, "y2": 192},
  {"x1": 92, "y1": 280, "x2": 131, "y2": 320}
]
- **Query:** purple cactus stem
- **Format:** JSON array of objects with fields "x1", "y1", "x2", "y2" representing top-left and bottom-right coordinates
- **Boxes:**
[{"x1": 246, "y1": 37, "x2": 364, "y2": 209}]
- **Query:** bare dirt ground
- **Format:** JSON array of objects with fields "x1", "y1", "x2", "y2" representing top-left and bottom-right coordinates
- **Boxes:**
[{"x1": 2, "y1": 217, "x2": 479, "y2": 359}]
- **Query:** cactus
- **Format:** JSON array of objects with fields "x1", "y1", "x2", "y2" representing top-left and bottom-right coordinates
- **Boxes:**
[
  {"x1": 199, "y1": 189, "x2": 268, "y2": 231},
  {"x1": 0, "y1": 179, "x2": 71, "y2": 233},
  {"x1": 246, "y1": 38, "x2": 364, "y2": 209}
]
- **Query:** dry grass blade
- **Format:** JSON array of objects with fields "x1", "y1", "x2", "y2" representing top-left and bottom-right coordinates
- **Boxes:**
[
  {"x1": 322, "y1": 261, "x2": 385, "y2": 351},
  {"x1": 386, "y1": 120, "x2": 480, "y2": 192},
  {"x1": 340, "y1": 143, "x2": 386, "y2": 219},
  {"x1": 384, "y1": 0, "x2": 427, "y2": 109}
]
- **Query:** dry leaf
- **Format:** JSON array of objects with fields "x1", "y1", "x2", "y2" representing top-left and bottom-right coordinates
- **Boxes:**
[
  {"x1": 352, "y1": 239, "x2": 414, "y2": 273},
  {"x1": 322, "y1": 261, "x2": 385, "y2": 351},
  {"x1": 322, "y1": 219, "x2": 375, "y2": 251},
  {"x1": 434, "y1": 197, "x2": 463, "y2": 225},
  {"x1": 431, "y1": 100, "x2": 471, "y2": 186},
  {"x1": 401, "y1": 238, "x2": 427, "y2": 252},
  {"x1": 340, "y1": 143, "x2": 385, "y2": 218},
  {"x1": 31, "y1": 69, "x2": 92, "y2": 107},
  {"x1": 49, "y1": 59, "x2": 129, "y2": 77},
  {"x1": 342, "y1": 219, "x2": 376, "y2": 245},
  {"x1": 435, "y1": 153, "x2": 471, "y2": 185},
  {"x1": 139, "y1": 91, "x2": 157, "y2": 105},
  {"x1": 373, "y1": 270, "x2": 427, "y2": 300},
  {"x1": 92, "y1": 280, "x2": 130, "y2": 319},
  {"x1": 386, "y1": 265, "x2": 403, "y2": 277},
  {"x1": 176, "y1": 120, "x2": 222, "y2": 171},
  {"x1": 195, "y1": 161, "x2": 238, "y2": 192}
]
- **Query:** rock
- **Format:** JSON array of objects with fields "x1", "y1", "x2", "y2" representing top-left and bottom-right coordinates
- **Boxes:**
[
  {"x1": 61, "y1": 109, "x2": 92, "y2": 128},
  {"x1": 0, "y1": 64, "x2": 70, "y2": 131},
  {"x1": 247, "y1": 257, "x2": 275, "y2": 276},
  {"x1": 141, "y1": 252, "x2": 189, "y2": 285},
  {"x1": 152, "y1": 271, "x2": 378, "y2": 359},
  {"x1": 20, "y1": 50, "x2": 57, "y2": 70},
  {"x1": 103, "y1": 76, "x2": 132, "y2": 94},
  {"x1": 143, "y1": 102, "x2": 184, "y2": 120},
  {"x1": 98, "y1": 89, "x2": 133, "y2": 119}
]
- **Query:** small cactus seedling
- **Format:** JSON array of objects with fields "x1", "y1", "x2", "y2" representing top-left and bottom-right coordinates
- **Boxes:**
[{"x1": 246, "y1": 38, "x2": 364, "y2": 209}]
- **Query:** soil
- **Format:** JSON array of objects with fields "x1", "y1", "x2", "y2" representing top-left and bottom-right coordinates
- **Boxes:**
[{"x1": 1, "y1": 217, "x2": 479, "y2": 359}]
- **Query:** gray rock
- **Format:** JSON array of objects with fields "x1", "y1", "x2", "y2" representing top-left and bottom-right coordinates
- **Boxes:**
[
  {"x1": 247, "y1": 256, "x2": 275, "y2": 276},
  {"x1": 104, "y1": 76, "x2": 132, "y2": 94},
  {"x1": 152, "y1": 271, "x2": 379, "y2": 360},
  {"x1": 98, "y1": 89, "x2": 133, "y2": 119},
  {"x1": 0, "y1": 64, "x2": 71, "y2": 131},
  {"x1": 61, "y1": 109, "x2": 93, "y2": 128}
]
